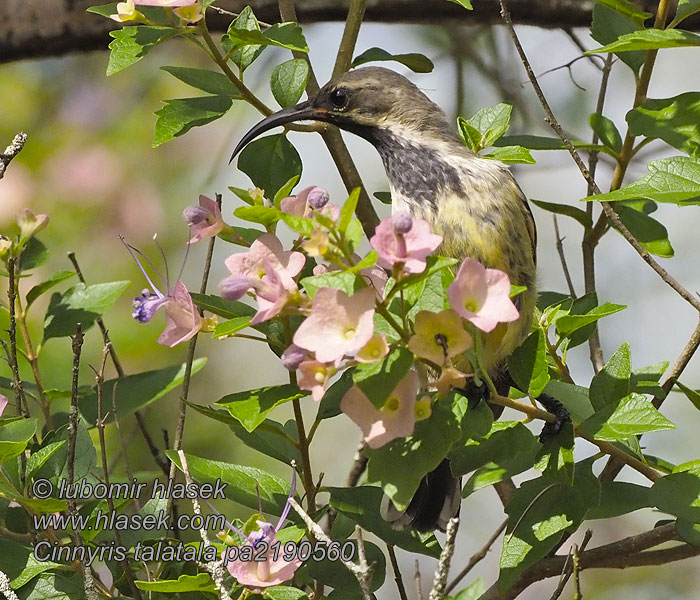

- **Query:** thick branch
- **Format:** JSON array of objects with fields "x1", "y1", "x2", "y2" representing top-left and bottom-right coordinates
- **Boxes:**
[{"x1": 3, "y1": 0, "x2": 693, "y2": 64}]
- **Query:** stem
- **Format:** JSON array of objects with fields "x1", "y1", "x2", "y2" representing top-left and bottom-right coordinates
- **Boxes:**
[
  {"x1": 6, "y1": 258, "x2": 29, "y2": 419},
  {"x1": 332, "y1": 0, "x2": 367, "y2": 79},
  {"x1": 387, "y1": 545, "x2": 409, "y2": 600}
]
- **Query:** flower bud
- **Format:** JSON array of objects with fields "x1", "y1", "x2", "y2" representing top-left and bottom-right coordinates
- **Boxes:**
[
  {"x1": 17, "y1": 209, "x2": 49, "y2": 239},
  {"x1": 391, "y1": 212, "x2": 413, "y2": 235},
  {"x1": 0, "y1": 236, "x2": 12, "y2": 257},
  {"x1": 281, "y1": 344, "x2": 307, "y2": 371},
  {"x1": 183, "y1": 205, "x2": 213, "y2": 227},
  {"x1": 307, "y1": 187, "x2": 330, "y2": 210}
]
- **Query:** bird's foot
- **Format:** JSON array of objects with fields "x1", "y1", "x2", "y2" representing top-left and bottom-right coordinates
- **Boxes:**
[{"x1": 536, "y1": 392, "x2": 571, "y2": 442}]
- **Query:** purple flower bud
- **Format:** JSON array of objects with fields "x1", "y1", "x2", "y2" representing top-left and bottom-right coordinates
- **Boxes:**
[
  {"x1": 307, "y1": 187, "x2": 330, "y2": 210},
  {"x1": 281, "y1": 344, "x2": 307, "y2": 371},
  {"x1": 183, "y1": 205, "x2": 213, "y2": 227},
  {"x1": 132, "y1": 289, "x2": 167, "y2": 323},
  {"x1": 219, "y1": 275, "x2": 258, "y2": 301},
  {"x1": 391, "y1": 212, "x2": 413, "y2": 235}
]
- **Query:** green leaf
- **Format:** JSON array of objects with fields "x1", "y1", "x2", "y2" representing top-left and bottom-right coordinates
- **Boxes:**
[
  {"x1": 327, "y1": 486, "x2": 442, "y2": 557},
  {"x1": 213, "y1": 316, "x2": 251, "y2": 339},
  {"x1": 390, "y1": 255, "x2": 458, "y2": 297},
  {"x1": 508, "y1": 329, "x2": 550, "y2": 398},
  {"x1": 300, "y1": 271, "x2": 357, "y2": 298},
  {"x1": 274, "y1": 175, "x2": 301, "y2": 208},
  {"x1": 166, "y1": 450, "x2": 292, "y2": 515},
  {"x1": 353, "y1": 348, "x2": 413, "y2": 409},
  {"x1": 531, "y1": 199, "x2": 592, "y2": 229},
  {"x1": 498, "y1": 462, "x2": 600, "y2": 592},
  {"x1": 25, "y1": 441, "x2": 66, "y2": 479},
  {"x1": 351, "y1": 47, "x2": 434, "y2": 73},
  {"x1": 589, "y1": 342, "x2": 631, "y2": 411},
  {"x1": 460, "y1": 103, "x2": 512, "y2": 151},
  {"x1": 0, "y1": 418, "x2": 37, "y2": 464},
  {"x1": 227, "y1": 6, "x2": 265, "y2": 73},
  {"x1": 79, "y1": 359, "x2": 207, "y2": 425},
  {"x1": 454, "y1": 578, "x2": 486, "y2": 600},
  {"x1": 651, "y1": 462, "x2": 700, "y2": 522},
  {"x1": 630, "y1": 361, "x2": 668, "y2": 396},
  {"x1": 190, "y1": 292, "x2": 254, "y2": 319},
  {"x1": 536, "y1": 422, "x2": 575, "y2": 485},
  {"x1": 235, "y1": 205, "x2": 282, "y2": 228},
  {"x1": 589, "y1": 28, "x2": 700, "y2": 53},
  {"x1": 445, "y1": 0, "x2": 473, "y2": 9},
  {"x1": 590, "y1": 113, "x2": 623, "y2": 154},
  {"x1": 587, "y1": 481, "x2": 652, "y2": 519},
  {"x1": 107, "y1": 26, "x2": 177, "y2": 76},
  {"x1": 484, "y1": 145, "x2": 535, "y2": 164},
  {"x1": 494, "y1": 135, "x2": 606, "y2": 153},
  {"x1": 627, "y1": 92, "x2": 700, "y2": 158},
  {"x1": 555, "y1": 301, "x2": 626, "y2": 337},
  {"x1": 677, "y1": 518, "x2": 700, "y2": 546},
  {"x1": 584, "y1": 156, "x2": 700, "y2": 205},
  {"x1": 135, "y1": 573, "x2": 216, "y2": 593},
  {"x1": 217, "y1": 384, "x2": 307, "y2": 433},
  {"x1": 0, "y1": 540, "x2": 63, "y2": 590},
  {"x1": 451, "y1": 422, "x2": 540, "y2": 496},
  {"x1": 35, "y1": 421, "x2": 96, "y2": 492},
  {"x1": 374, "y1": 191, "x2": 392, "y2": 205},
  {"x1": 614, "y1": 203, "x2": 674, "y2": 257},
  {"x1": 227, "y1": 22, "x2": 309, "y2": 53},
  {"x1": 592, "y1": 0, "x2": 653, "y2": 25},
  {"x1": 238, "y1": 134, "x2": 303, "y2": 199},
  {"x1": 43, "y1": 281, "x2": 129, "y2": 341},
  {"x1": 591, "y1": 4, "x2": 646, "y2": 74},
  {"x1": 306, "y1": 540, "x2": 385, "y2": 593},
  {"x1": 264, "y1": 586, "x2": 308, "y2": 600},
  {"x1": 367, "y1": 395, "x2": 464, "y2": 510},
  {"x1": 676, "y1": 381, "x2": 700, "y2": 411},
  {"x1": 153, "y1": 96, "x2": 233, "y2": 147},
  {"x1": 25, "y1": 270, "x2": 75, "y2": 309},
  {"x1": 317, "y1": 369, "x2": 354, "y2": 420},
  {"x1": 270, "y1": 59, "x2": 310, "y2": 108},
  {"x1": 18, "y1": 238, "x2": 49, "y2": 272},
  {"x1": 579, "y1": 392, "x2": 675, "y2": 441},
  {"x1": 671, "y1": 0, "x2": 700, "y2": 27},
  {"x1": 161, "y1": 66, "x2": 241, "y2": 96}
]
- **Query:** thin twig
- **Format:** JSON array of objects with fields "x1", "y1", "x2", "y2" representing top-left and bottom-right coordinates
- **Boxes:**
[
  {"x1": 582, "y1": 52, "x2": 613, "y2": 374},
  {"x1": 429, "y1": 517, "x2": 460, "y2": 600},
  {"x1": 93, "y1": 344, "x2": 142, "y2": 600},
  {"x1": 278, "y1": 0, "x2": 380, "y2": 240},
  {"x1": 0, "y1": 570, "x2": 20, "y2": 600},
  {"x1": 287, "y1": 497, "x2": 373, "y2": 599},
  {"x1": 0, "y1": 132, "x2": 27, "y2": 179},
  {"x1": 66, "y1": 325, "x2": 98, "y2": 600},
  {"x1": 553, "y1": 215, "x2": 576, "y2": 297},
  {"x1": 445, "y1": 519, "x2": 507, "y2": 595},
  {"x1": 178, "y1": 450, "x2": 233, "y2": 600},
  {"x1": 500, "y1": 0, "x2": 700, "y2": 316},
  {"x1": 67, "y1": 251, "x2": 156, "y2": 476},
  {"x1": 6, "y1": 258, "x2": 28, "y2": 418},
  {"x1": 548, "y1": 529, "x2": 592, "y2": 600},
  {"x1": 415, "y1": 560, "x2": 424, "y2": 600},
  {"x1": 167, "y1": 205, "x2": 219, "y2": 521},
  {"x1": 387, "y1": 545, "x2": 409, "y2": 600},
  {"x1": 332, "y1": 0, "x2": 367, "y2": 79}
]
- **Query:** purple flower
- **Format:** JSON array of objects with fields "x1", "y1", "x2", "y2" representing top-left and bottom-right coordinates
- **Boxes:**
[
  {"x1": 0, "y1": 394, "x2": 8, "y2": 417},
  {"x1": 183, "y1": 195, "x2": 227, "y2": 244}
]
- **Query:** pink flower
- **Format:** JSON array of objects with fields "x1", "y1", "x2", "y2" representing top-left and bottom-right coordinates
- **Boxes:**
[
  {"x1": 298, "y1": 360, "x2": 336, "y2": 402},
  {"x1": 250, "y1": 259, "x2": 299, "y2": 325},
  {"x1": 435, "y1": 366, "x2": 469, "y2": 397},
  {"x1": 17, "y1": 209, "x2": 49, "y2": 240},
  {"x1": 157, "y1": 280, "x2": 202, "y2": 347},
  {"x1": 219, "y1": 234, "x2": 304, "y2": 301},
  {"x1": 123, "y1": 237, "x2": 202, "y2": 347},
  {"x1": 281, "y1": 344, "x2": 308, "y2": 371},
  {"x1": 183, "y1": 195, "x2": 227, "y2": 244},
  {"x1": 370, "y1": 213, "x2": 442, "y2": 275},
  {"x1": 340, "y1": 371, "x2": 419, "y2": 449},
  {"x1": 447, "y1": 258, "x2": 519, "y2": 332},
  {"x1": 0, "y1": 394, "x2": 8, "y2": 417},
  {"x1": 293, "y1": 288, "x2": 376, "y2": 363},
  {"x1": 110, "y1": 0, "x2": 142, "y2": 22},
  {"x1": 356, "y1": 333, "x2": 389, "y2": 363},
  {"x1": 216, "y1": 470, "x2": 302, "y2": 588}
]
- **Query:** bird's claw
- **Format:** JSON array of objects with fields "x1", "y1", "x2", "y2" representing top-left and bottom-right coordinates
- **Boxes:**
[{"x1": 536, "y1": 393, "x2": 571, "y2": 442}]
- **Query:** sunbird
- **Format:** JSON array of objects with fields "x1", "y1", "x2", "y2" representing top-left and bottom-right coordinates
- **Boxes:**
[{"x1": 231, "y1": 66, "x2": 567, "y2": 531}]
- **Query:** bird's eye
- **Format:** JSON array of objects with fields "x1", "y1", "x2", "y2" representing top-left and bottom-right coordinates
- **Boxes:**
[{"x1": 329, "y1": 89, "x2": 350, "y2": 110}]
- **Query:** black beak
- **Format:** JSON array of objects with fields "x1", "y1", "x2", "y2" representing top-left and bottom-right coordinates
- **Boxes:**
[{"x1": 230, "y1": 100, "x2": 325, "y2": 163}]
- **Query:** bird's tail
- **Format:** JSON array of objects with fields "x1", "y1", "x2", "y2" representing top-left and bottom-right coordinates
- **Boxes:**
[{"x1": 380, "y1": 458, "x2": 461, "y2": 532}]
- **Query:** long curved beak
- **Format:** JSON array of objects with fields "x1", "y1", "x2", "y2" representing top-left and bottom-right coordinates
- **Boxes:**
[{"x1": 230, "y1": 100, "x2": 323, "y2": 163}]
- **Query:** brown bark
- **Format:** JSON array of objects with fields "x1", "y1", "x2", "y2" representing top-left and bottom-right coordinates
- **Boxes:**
[{"x1": 1, "y1": 0, "x2": 693, "y2": 64}]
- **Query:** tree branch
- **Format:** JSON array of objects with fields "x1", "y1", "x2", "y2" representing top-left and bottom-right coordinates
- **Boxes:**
[{"x1": 0, "y1": 132, "x2": 27, "y2": 179}]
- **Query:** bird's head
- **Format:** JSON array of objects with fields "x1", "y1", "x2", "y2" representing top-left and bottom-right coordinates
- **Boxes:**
[{"x1": 230, "y1": 66, "x2": 457, "y2": 161}]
